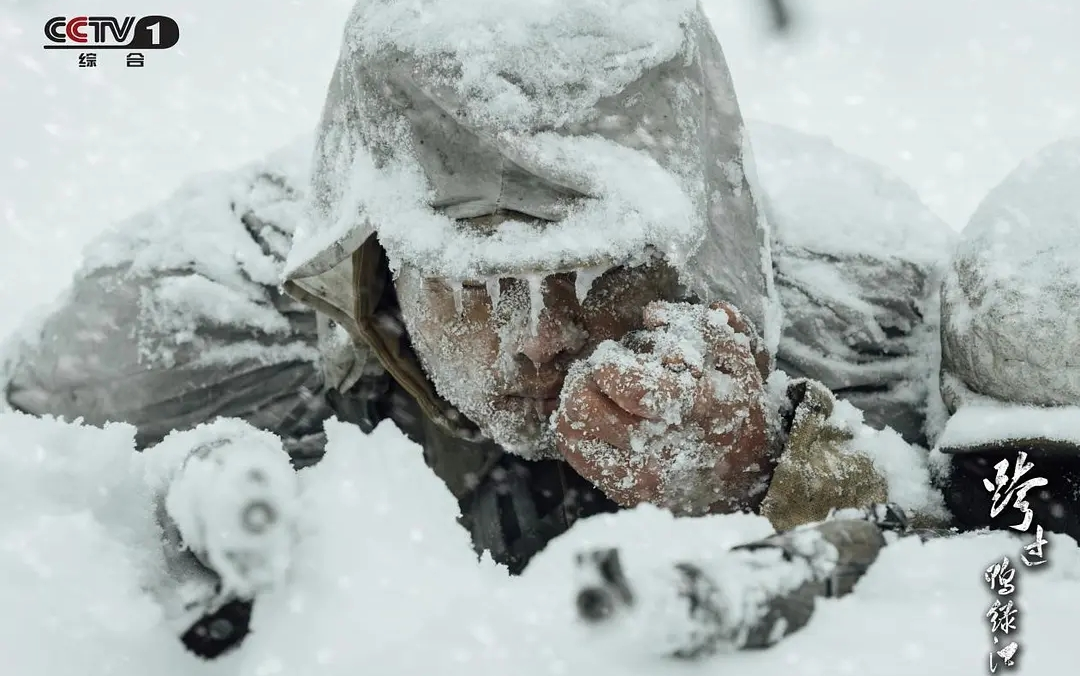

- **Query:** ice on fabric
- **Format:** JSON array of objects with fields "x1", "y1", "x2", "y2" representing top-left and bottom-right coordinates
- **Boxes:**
[
  {"x1": 9, "y1": 135, "x2": 318, "y2": 373},
  {"x1": 368, "y1": 132, "x2": 701, "y2": 283},
  {"x1": 286, "y1": 0, "x2": 778, "y2": 352},
  {"x1": 84, "y1": 138, "x2": 316, "y2": 370},
  {"x1": 748, "y1": 121, "x2": 956, "y2": 445},
  {"x1": 940, "y1": 137, "x2": 1080, "y2": 413},
  {"x1": 84, "y1": 138, "x2": 312, "y2": 285}
]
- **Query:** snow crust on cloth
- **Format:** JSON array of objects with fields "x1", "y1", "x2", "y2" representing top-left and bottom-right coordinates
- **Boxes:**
[
  {"x1": 349, "y1": 0, "x2": 698, "y2": 131},
  {"x1": 8, "y1": 136, "x2": 317, "y2": 374},
  {"x1": 3, "y1": 412, "x2": 1080, "y2": 674},
  {"x1": 941, "y1": 137, "x2": 1080, "y2": 422},
  {"x1": 748, "y1": 121, "x2": 957, "y2": 444},
  {"x1": 3, "y1": 138, "x2": 326, "y2": 449},
  {"x1": 286, "y1": 0, "x2": 780, "y2": 353},
  {"x1": 78, "y1": 136, "x2": 317, "y2": 370}
]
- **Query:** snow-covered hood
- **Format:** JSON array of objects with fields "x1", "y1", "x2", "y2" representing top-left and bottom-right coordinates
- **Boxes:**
[{"x1": 283, "y1": 0, "x2": 780, "y2": 365}]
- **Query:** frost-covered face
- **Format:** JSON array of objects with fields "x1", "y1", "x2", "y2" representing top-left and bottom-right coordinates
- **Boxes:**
[{"x1": 395, "y1": 260, "x2": 682, "y2": 456}]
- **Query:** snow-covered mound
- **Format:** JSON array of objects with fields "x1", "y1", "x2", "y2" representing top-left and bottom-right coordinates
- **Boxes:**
[
  {"x1": 749, "y1": 121, "x2": 957, "y2": 444},
  {"x1": 941, "y1": 137, "x2": 1080, "y2": 411},
  {"x1": 2, "y1": 412, "x2": 1078, "y2": 674}
]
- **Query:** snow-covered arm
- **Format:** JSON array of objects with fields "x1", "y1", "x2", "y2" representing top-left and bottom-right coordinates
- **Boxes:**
[{"x1": 2, "y1": 142, "x2": 333, "y2": 464}]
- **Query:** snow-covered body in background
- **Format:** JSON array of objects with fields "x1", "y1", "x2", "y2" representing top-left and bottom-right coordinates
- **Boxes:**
[
  {"x1": 750, "y1": 122, "x2": 957, "y2": 446},
  {"x1": 935, "y1": 137, "x2": 1080, "y2": 539},
  {"x1": 940, "y1": 136, "x2": 1080, "y2": 435}
]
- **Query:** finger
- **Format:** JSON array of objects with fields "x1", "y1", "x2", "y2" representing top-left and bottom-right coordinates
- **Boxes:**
[
  {"x1": 554, "y1": 403, "x2": 664, "y2": 507},
  {"x1": 557, "y1": 377, "x2": 639, "y2": 451},
  {"x1": 591, "y1": 360, "x2": 693, "y2": 422},
  {"x1": 621, "y1": 330, "x2": 657, "y2": 356},
  {"x1": 713, "y1": 334, "x2": 763, "y2": 386},
  {"x1": 561, "y1": 436, "x2": 663, "y2": 508},
  {"x1": 690, "y1": 380, "x2": 773, "y2": 512},
  {"x1": 708, "y1": 301, "x2": 751, "y2": 334},
  {"x1": 707, "y1": 301, "x2": 771, "y2": 379},
  {"x1": 691, "y1": 375, "x2": 765, "y2": 448}
]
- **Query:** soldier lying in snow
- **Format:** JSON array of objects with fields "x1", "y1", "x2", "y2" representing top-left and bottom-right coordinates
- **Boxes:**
[{"x1": 4, "y1": 0, "x2": 1065, "y2": 659}]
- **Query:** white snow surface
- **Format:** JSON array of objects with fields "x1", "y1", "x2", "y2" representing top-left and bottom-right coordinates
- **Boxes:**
[
  {"x1": 938, "y1": 400, "x2": 1080, "y2": 451},
  {"x1": 2, "y1": 412, "x2": 1078, "y2": 674}
]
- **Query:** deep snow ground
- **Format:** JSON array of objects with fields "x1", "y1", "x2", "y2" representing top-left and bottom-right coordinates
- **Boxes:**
[{"x1": 2, "y1": 413, "x2": 1078, "y2": 675}]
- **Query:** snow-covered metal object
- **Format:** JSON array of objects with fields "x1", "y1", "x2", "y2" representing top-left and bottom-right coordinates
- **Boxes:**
[
  {"x1": 572, "y1": 517, "x2": 891, "y2": 656},
  {"x1": 165, "y1": 436, "x2": 298, "y2": 600},
  {"x1": 146, "y1": 419, "x2": 300, "y2": 603}
]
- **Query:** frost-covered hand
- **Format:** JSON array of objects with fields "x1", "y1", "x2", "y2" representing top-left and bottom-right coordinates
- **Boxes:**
[{"x1": 553, "y1": 301, "x2": 775, "y2": 515}]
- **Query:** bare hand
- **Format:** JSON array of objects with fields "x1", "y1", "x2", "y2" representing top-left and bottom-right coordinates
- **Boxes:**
[{"x1": 553, "y1": 301, "x2": 775, "y2": 515}]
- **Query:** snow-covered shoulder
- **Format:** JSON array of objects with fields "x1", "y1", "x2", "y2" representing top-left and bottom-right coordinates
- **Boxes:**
[
  {"x1": 82, "y1": 135, "x2": 313, "y2": 285},
  {"x1": 1, "y1": 138, "x2": 321, "y2": 434},
  {"x1": 748, "y1": 120, "x2": 955, "y2": 266}
]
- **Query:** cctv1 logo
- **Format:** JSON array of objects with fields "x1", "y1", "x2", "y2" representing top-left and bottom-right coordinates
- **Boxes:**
[{"x1": 44, "y1": 16, "x2": 179, "y2": 50}]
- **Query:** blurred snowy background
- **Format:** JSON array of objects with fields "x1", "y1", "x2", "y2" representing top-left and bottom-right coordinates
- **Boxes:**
[{"x1": 2, "y1": 0, "x2": 1079, "y2": 673}]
